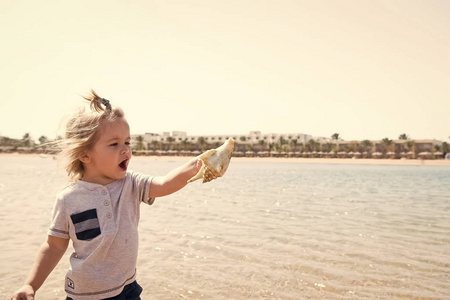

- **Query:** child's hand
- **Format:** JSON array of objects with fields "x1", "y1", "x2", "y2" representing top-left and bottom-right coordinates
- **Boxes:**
[{"x1": 10, "y1": 284, "x2": 35, "y2": 300}]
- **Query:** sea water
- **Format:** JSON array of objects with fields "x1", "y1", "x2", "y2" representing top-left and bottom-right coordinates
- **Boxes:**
[{"x1": 0, "y1": 156, "x2": 449, "y2": 299}]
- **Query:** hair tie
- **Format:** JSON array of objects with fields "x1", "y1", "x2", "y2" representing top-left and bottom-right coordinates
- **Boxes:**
[{"x1": 102, "y1": 98, "x2": 112, "y2": 111}]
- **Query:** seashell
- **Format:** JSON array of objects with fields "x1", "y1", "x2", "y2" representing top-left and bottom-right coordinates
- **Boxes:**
[{"x1": 188, "y1": 138, "x2": 235, "y2": 183}]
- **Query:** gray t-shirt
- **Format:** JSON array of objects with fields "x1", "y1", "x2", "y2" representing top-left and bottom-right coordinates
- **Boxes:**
[{"x1": 48, "y1": 171, "x2": 154, "y2": 299}]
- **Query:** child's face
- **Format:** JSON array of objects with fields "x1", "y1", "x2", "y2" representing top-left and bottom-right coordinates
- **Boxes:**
[{"x1": 82, "y1": 117, "x2": 132, "y2": 185}]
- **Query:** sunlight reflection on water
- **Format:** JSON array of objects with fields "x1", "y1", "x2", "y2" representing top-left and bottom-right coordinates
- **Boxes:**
[{"x1": 1, "y1": 156, "x2": 449, "y2": 299}]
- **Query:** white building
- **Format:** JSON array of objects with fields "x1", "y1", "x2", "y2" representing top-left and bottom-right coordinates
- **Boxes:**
[{"x1": 131, "y1": 131, "x2": 323, "y2": 149}]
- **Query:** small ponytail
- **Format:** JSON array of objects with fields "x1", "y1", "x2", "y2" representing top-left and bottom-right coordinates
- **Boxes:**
[{"x1": 83, "y1": 89, "x2": 112, "y2": 113}]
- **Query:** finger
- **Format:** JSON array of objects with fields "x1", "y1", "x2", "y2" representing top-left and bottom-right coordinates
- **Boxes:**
[
  {"x1": 196, "y1": 159, "x2": 203, "y2": 169},
  {"x1": 10, "y1": 294, "x2": 20, "y2": 300}
]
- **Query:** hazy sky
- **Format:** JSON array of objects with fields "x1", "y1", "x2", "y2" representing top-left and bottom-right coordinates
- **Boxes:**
[{"x1": 1, "y1": 0, "x2": 449, "y2": 142}]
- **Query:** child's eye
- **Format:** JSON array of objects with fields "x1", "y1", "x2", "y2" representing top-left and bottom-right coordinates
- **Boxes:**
[
  {"x1": 125, "y1": 142, "x2": 131, "y2": 146},
  {"x1": 110, "y1": 143, "x2": 118, "y2": 147}
]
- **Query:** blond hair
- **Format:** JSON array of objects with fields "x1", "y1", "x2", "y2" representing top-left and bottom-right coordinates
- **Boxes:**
[{"x1": 59, "y1": 90, "x2": 124, "y2": 181}]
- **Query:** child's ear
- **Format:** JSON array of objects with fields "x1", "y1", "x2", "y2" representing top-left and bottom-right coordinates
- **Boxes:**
[{"x1": 79, "y1": 152, "x2": 91, "y2": 163}]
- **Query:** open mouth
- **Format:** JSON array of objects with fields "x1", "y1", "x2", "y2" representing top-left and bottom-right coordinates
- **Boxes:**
[{"x1": 119, "y1": 159, "x2": 128, "y2": 171}]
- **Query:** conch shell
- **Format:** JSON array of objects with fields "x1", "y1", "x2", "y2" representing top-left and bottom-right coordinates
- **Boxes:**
[{"x1": 188, "y1": 138, "x2": 235, "y2": 183}]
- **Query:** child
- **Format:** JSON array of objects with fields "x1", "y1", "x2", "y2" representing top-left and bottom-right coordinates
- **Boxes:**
[{"x1": 11, "y1": 90, "x2": 203, "y2": 300}]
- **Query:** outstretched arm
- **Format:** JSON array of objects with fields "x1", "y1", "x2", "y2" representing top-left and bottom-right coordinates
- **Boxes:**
[
  {"x1": 11, "y1": 235, "x2": 69, "y2": 300},
  {"x1": 149, "y1": 157, "x2": 202, "y2": 198}
]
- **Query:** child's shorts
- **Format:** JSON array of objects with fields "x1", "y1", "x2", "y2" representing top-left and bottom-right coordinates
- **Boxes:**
[{"x1": 66, "y1": 280, "x2": 143, "y2": 300}]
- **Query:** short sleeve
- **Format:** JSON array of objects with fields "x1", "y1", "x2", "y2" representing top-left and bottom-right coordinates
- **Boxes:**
[
  {"x1": 128, "y1": 171, "x2": 155, "y2": 205},
  {"x1": 47, "y1": 194, "x2": 70, "y2": 239}
]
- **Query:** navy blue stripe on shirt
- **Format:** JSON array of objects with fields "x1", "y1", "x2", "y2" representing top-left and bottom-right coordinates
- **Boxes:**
[
  {"x1": 70, "y1": 209, "x2": 98, "y2": 224},
  {"x1": 76, "y1": 228, "x2": 101, "y2": 240}
]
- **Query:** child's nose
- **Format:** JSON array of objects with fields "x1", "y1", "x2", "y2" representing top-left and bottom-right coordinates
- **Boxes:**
[{"x1": 121, "y1": 145, "x2": 130, "y2": 154}]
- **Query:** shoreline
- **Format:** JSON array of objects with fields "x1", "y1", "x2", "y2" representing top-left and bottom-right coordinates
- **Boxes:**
[{"x1": 2, "y1": 153, "x2": 450, "y2": 166}]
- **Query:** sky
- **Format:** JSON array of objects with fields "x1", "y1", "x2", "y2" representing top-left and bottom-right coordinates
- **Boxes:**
[{"x1": 1, "y1": 0, "x2": 449, "y2": 142}]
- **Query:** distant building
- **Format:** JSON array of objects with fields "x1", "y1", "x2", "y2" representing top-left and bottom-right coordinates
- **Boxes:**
[
  {"x1": 131, "y1": 131, "x2": 319, "y2": 148},
  {"x1": 131, "y1": 132, "x2": 445, "y2": 159}
]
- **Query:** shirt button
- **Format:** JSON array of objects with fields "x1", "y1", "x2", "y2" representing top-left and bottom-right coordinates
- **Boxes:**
[
  {"x1": 107, "y1": 212, "x2": 112, "y2": 219},
  {"x1": 101, "y1": 190, "x2": 107, "y2": 195},
  {"x1": 104, "y1": 200, "x2": 109, "y2": 206}
]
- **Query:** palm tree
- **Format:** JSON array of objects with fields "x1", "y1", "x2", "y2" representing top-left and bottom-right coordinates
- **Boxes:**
[
  {"x1": 398, "y1": 134, "x2": 409, "y2": 154},
  {"x1": 381, "y1": 138, "x2": 394, "y2": 158},
  {"x1": 21, "y1": 133, "x2": 32, "y2": 147},
  {"x1": 299, "y1": 143, "x2": 306, "y2": 155},
  {"x1": 165, "y1": 137, "x2": 175, "y2": 150},
  {"x1": 360, "y1": 140, "x2": 373, "y2": 158},
  {"x1": 278, "y1": 136, "x2": 288, "y2": 148},
  {"x1": 268, "y1": 142, "x2": 276, "y2": 156},
  {"x1": 197, "y1": 137, "x2": 207, "y2": 151},
  {"x1": 331, "y1": 133, "x2": 340, "y2": 152},
  {"x1": 0, "y1": 136, "x2": 19, "y2": 147},
  {"x1": 399, "y1": 133, "x2": 409, "y2": 140},
  {"x1": 322, "y1": 142, "x2": 333, "y2": 153},
  {"x1": 315, "y1": 141, "x2": 322, "y2": 152},
  {"x1": 405, "y1": 140, "x2": 415, "y2": 159},
  {"x1": 307, "y1": 139, "x2": 320, "y2": 154},
  {"x1": 38, "y1": 135, "x2": 49, "y2": 145},
  {"x1": 244, "y1": 144, "x2": 252, "y2": 154},
  {"x1": 344, "y1": 143, "x2": 353, "y2": 154},
  {"x1": 443, "y1": 142, "x2": 449, "y2": 154},
  {"x1": 151, "y1": 140, "x2": 161, "y2": 151},
  {"x1": 344, "y1": 141, "x2": 358, "y2": 158},
  {"x1": 134, "y1": 136, "x2": 146, "y2": 151},
  {"x1": 431, "y1": 144, "x2": 442, "y2": 159},
  {"x1": 290, "y1": 139, "x2": 298, "y2": 152},
  {"x1": 181, "y1": 139, "x2": 190, "y2": 151},
  {"x1": 273, "y1": 137, "x2": 287, "y2": 154},
  {"x1": 258, "y1": 139, "x2": 267, "y2": 154},
  {"x1": 349, "y1": 141, "x2": 358, "y2": 152}
]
